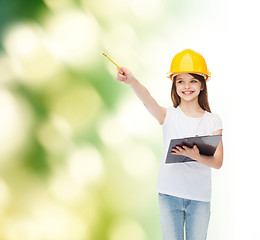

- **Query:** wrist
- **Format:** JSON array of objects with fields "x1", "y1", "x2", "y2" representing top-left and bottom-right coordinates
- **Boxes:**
[
  {"x1": 194, "y1": 154, "x2": 202, "y2": 162},
  {"x1": 129, "y1": 77, "x2": 138, "y2": 86}
]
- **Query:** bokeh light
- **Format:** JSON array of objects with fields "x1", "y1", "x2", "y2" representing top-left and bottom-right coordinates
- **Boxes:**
[
  {"x1": 0, "y1": 178, "x2": 10, "y2": 212},
  {"x1": 45, "y1": 8, "x2": 99, "y2": 69},
  {"x1": 109, "y1": 218, "x2": 147, "y2": 240},
  {"x1": 67, "y1": 145, "x2": 105, "y2": 186},
  {"x1": 37, "y1": 114, "x2": 72, "y2": 154},
  {"x1": 3, "y1": 23, "x2": 61, "y2": 85},
  {"x1": 0, "y1": 89, "x2": 32, "y2": 163}
]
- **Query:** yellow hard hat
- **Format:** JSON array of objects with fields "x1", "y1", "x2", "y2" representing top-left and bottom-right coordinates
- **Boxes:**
[{"x1": 167, "y1": 49, "x2": 211, "y2": 81}]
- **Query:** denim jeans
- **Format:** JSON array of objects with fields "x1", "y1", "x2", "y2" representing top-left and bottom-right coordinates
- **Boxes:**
[{"x1": 158, "y1": 193, "x2": 210, "y2": 240}]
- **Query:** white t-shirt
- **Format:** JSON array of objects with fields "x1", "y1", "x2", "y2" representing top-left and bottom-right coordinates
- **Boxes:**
[{"x1": 156, "y1": 106, "x2": 223, "y2": 202}]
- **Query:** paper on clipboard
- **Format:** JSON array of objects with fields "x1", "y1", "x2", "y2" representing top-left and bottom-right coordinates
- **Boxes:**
[{"x1": 165, "y1": 135, "x2": 222, "y2": 164}]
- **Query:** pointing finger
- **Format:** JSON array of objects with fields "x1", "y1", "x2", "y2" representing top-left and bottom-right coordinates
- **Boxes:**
[{"x1": 117, "y1": 68, "x2": 123, "y2": 74}]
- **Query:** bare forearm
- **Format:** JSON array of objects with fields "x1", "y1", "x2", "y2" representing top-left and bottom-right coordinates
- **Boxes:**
[
  {"x1": 195, "y1": 155, "x2": 223, "y2": 169},
  {"x1": 117, "y1": 67, "x2": 166, "y2": 124},
  {"x1": 129, "y1": 79, "x2": 154, "y2": 105}
]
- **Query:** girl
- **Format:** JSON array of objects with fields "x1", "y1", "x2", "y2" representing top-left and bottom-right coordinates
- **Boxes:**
[{"x1": 116, "y1": 49, "x2": 223, "y2": 240}]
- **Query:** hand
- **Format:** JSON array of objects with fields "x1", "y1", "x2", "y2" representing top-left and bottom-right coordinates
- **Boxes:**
[
  {"x1": 116, "y1": 67, "x2": 137, "y2": 85},
  {"x1": 171, "y1": 145, "x2": 200, "y2": 161}
]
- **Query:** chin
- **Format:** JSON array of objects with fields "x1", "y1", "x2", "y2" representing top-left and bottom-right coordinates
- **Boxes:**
[{"x1": 180, "y1": 94, "x2": 199, "y2": 101}]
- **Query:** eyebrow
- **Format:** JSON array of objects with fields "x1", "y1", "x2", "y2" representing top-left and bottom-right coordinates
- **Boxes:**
[{"x1": 176, "y1": 77, "x2": 197, "y2": 80}]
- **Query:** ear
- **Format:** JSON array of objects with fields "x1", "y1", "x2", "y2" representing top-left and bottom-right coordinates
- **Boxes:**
[{"x1": 200, "y1": 82, "x2": 205, "y2": 91}]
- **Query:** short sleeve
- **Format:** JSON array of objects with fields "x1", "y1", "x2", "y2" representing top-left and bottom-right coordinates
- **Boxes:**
[
  {"x1": 161, "y1": 106, "x2": 174, "y2": 127},
  {"x1": 212, "y1": 113, "x2": 223, "y2": 132}
]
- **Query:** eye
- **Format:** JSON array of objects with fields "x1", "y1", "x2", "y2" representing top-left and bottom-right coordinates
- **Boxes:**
[
  {"x1": 191, "y1": 80, "x2": 198, "y2": 83},
  {"x1": 177, "y1": 80, "x2": 183, "y2": 83}
]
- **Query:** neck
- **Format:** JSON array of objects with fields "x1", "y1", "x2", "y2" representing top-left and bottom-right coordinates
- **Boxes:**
[{"x1": 179, "y1": 99, "x2": 204, "y2": 117}]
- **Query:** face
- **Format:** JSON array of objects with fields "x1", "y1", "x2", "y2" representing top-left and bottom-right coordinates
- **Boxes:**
[{"x1": 175, "y1": 73, "x2": 203, "y2": 102}]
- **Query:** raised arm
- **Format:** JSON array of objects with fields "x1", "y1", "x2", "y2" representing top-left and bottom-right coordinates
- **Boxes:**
[{"x1": 117, "y1": 67, "x2": 166, "y2": 125}]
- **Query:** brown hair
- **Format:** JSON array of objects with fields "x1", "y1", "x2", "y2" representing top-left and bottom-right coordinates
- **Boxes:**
[{"x1": 170, "y1": 73, "x2": 211, "y2": 112}]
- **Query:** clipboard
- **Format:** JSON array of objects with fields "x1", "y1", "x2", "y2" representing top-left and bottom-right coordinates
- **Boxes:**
[{"x1": 165, "y1": 135, "x2": 222, "y2": 164}]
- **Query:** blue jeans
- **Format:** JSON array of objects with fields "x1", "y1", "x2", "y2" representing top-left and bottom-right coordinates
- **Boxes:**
[{"x1": 158, "y1": 193, "x2": 210, "y2": 240}]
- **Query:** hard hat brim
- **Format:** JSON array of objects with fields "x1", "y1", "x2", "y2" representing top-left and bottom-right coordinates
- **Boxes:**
[{"x1": 167, "y1": 72, "x2": 211, "y2": 81}]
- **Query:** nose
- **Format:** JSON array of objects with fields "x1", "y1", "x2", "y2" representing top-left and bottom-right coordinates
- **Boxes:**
[{"x1": 184, "y1": 83, "x2": 190, "y2": 89}]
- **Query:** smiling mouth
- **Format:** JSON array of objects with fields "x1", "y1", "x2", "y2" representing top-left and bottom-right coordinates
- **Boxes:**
[{"x1": 182, "y1": 91, "x2": 194, "y2": 95}]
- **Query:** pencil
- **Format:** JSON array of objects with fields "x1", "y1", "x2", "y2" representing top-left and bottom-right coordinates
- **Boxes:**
[{"x1": 103, "y1": 53, "x2": 121, "y2": 70}]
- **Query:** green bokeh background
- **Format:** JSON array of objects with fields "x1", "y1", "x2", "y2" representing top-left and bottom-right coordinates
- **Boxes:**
[{"x1": 0, "y1": 0, "x2": 229, "y2": 239}]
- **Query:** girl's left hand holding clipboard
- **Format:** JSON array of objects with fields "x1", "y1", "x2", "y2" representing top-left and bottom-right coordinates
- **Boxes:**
[
  {"x1": 172, "y1": 129, "x2": 224, "y2": 169},
  {"x1": 171, "y1": 145, "x2": 201, "y2": 161}
]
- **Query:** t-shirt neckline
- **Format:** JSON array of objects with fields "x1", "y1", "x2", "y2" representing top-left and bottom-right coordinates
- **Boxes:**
[{"x1": 177, "y1": 106, "x2": 206, "y2": 119}]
